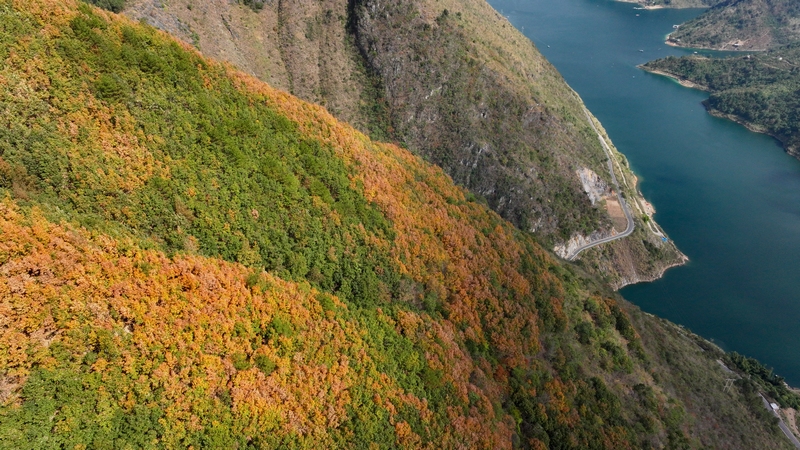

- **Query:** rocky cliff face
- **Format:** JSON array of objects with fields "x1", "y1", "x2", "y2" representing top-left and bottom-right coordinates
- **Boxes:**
[
  {"x1": 124, "y1": 0, "x2": 368, "y2": 126},
  {"x1": 123, "y1": 0, "x2": 685, "y2": 286}
]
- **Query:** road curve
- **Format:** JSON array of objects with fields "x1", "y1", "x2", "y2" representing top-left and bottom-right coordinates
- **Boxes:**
[
  {"x1": 566, "y1": 107, "x2": 635, "y2": 261},
  {"x1": 760, "y1": 394, "x2": 800, "y2": 449},
  {"x1": 721, "y1": 359, "x2": 800, "y2": 448}
]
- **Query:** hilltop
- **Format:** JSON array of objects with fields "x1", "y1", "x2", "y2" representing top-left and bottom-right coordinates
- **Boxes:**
[
  {"x1": 118, "y1": 0, "x2": 685, "y2": 288},
  {"x1": 667, "y1": 0, "x2": 800, "y2": 50},
  {"x1": 0, "y1": 0, "x2": 798, "y2": 448}
]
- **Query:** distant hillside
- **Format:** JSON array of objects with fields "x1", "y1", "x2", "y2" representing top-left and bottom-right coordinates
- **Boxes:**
[
  {"x1": 1, "y1": 1, "x2": 797, "y2": 448},
  {"x1": 119, "y1": 0, "x2": 685, "y2": 288},
  {"x1": 668, "y1": 0, "x2": 800, "y2": 50},
  {"x1": 643, "y1": 45, "x2": 800, "y2": 157}
]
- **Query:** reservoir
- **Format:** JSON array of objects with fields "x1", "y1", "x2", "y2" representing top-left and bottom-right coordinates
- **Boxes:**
[{"x1": 488, "y1": 0, "x2": 800, "y2": 385}]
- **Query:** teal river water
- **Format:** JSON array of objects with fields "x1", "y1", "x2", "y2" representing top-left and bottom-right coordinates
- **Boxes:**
[{"x1": 487, "y1": 0, "x2": 800, "y2": 385}]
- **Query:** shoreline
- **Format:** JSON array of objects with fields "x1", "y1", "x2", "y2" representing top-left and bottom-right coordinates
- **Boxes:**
[
  {"x1": 614, "y1": 253, "x2": 689, "y2": 290},
  {"x1": 640, "y1": 65, "x2": 799, "y2": 160},
  {"x1": 705, "y1": 109, "x2": 799, "y2": 159},
  {"x1": 638, "y1": 65, "x2": 711, "y2": 91},
  {"x1": 565, "y1": 99, "x2": 688, "y2": 288},
  {"x1": 664, "y1": 38, "x2": 767, "y2": 52},
  {"x1": 614, "y1": 0, "x2": 665, "y2": 10}
]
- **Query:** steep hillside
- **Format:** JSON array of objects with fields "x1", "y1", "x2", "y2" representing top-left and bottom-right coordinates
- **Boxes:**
[
  {"x1": 642, "y1": 46, "x2": 800, "y2": 157},
  {"x1": 1, "y1": 1, "x2": 798, "y2": 448},
  {"x1": 667, "y1": 0, "x2": 800, "y2": 50},
  {"x1": 120, "y1": 0, "x2": 685, "y2": 288}
]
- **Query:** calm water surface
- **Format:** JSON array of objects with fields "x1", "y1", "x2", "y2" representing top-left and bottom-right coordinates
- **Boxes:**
[{"x1": 488, "y1": 0, "x2": 800, "y2": 385}]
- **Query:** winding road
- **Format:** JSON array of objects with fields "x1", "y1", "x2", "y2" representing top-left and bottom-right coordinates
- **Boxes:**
[
  {"x1": 720, "y1": 359, "x2": 800, "y2": 448},
  {"x1": 566, "y1": 107, "x2": 635, "y2": 261},
  {"x1": 760, "y1": 394, "x2": 800, "y2": 449}
]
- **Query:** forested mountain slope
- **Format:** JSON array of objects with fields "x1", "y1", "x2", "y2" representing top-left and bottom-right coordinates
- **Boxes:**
[
  {"x1": 667, "y1": 0, "x2": 800, "y2": 50},
  {"x1": 119, "y1": 0, "x2": 685, "y2": 288},
  {"x1": 0, "y1": 1, "x2": 797, "y2": 448}
]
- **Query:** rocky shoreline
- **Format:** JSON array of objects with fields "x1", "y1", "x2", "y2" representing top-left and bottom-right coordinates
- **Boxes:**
[
  {"x1": 705, "y1": 108, "x2": 799, "y2": 159},
  {"x1": 639, "y1": 65, "x2": 711, "y2": 91},
  {"x1": 614, "y1": 253, "x2": 689, "y2": 290}
]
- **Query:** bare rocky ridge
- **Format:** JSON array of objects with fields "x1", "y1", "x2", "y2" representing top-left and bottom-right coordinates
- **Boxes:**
[{"x1": 123, "y1": 0, "x2": 685, "y2": 287}]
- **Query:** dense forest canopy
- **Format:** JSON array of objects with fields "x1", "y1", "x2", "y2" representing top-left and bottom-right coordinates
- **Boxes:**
[{"x1": 0, "y1": 0, "x2": 796, "y2": 448}]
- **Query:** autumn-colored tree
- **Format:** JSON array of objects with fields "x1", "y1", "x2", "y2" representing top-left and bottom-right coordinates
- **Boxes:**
[{"x1": 0, "y1": 1, "x2": 694, "y2": 448}]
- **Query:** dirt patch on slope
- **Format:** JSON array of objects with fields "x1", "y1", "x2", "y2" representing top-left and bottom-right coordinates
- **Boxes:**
[{"x1": 605, "y1": 196, "x2": 628, "y2": 232}]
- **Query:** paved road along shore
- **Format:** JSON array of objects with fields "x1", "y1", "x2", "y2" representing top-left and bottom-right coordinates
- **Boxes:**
[{"x1": 566, "y1": 106, "x2": 635, "y2": 261}]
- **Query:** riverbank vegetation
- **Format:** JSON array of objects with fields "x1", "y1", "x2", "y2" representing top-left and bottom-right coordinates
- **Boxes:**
[
  {"x1": 726, "y1": 352, "x2": 800, "y2": 409},
  {"x1": 643, "y1": 45, "x2": 800, "y2": 156}
]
